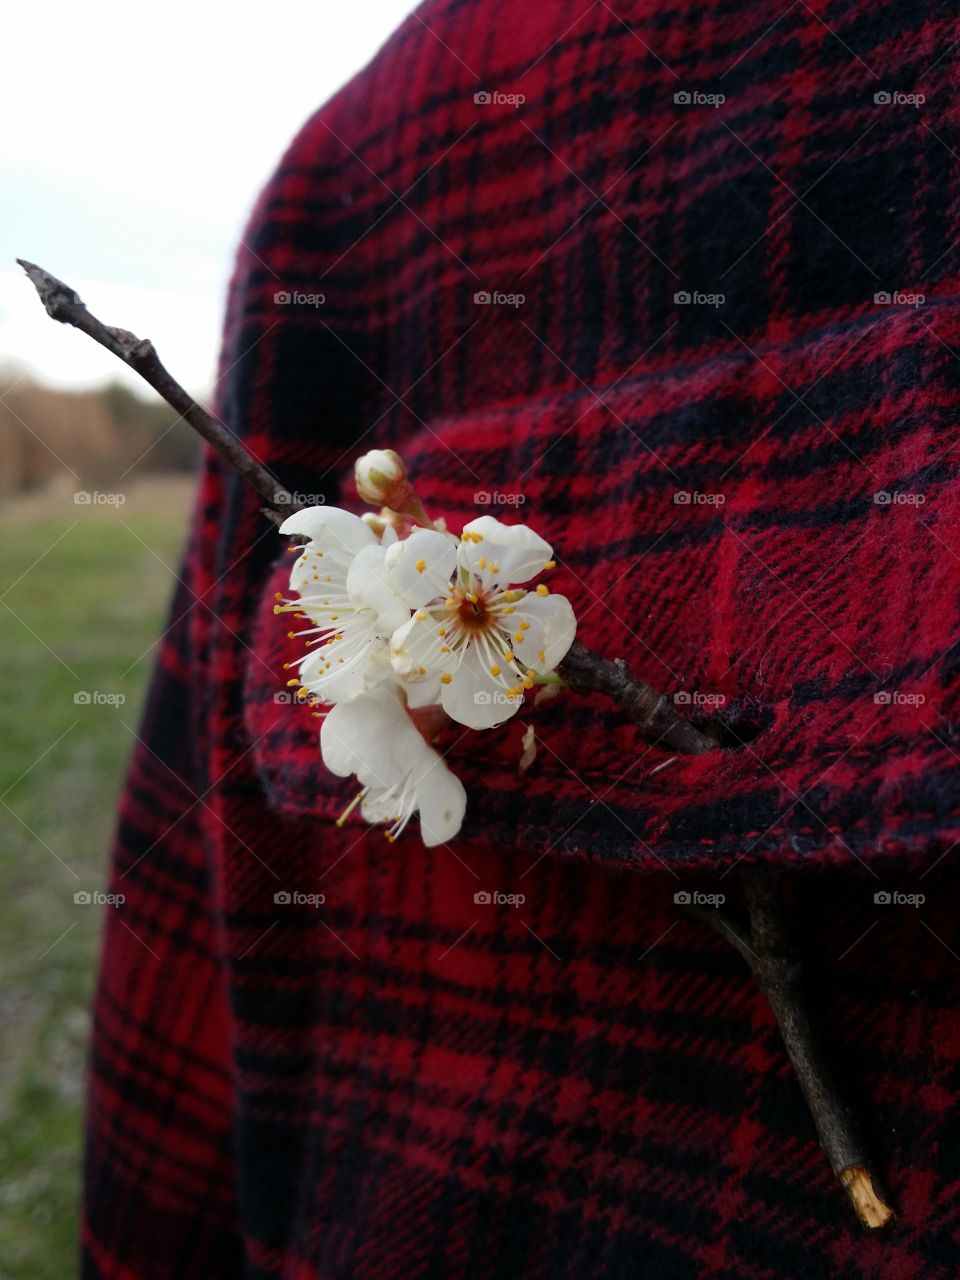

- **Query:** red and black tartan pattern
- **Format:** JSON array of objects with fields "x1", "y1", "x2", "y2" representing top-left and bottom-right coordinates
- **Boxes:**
[{"x1": 84, "y1": 1, "x2": 960, "y2": 1276}]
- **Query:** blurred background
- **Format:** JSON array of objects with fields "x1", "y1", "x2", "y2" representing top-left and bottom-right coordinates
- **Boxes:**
[{"x1": 0, "y1": 3, "x2": 413, "y2": 1274}]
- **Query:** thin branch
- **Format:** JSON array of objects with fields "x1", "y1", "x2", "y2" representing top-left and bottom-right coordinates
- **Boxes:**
[
  {"x1": 17, "y1": 258, "x2": 710, "y2": 752},
  {"x1": 559, "y1": 642, "x2": 713, "y2": 754},
  {"x1": 16, "y1": 259, "x2": 297, "y2": 522},
  {"x1": 684, "y1": 871, "x2": 895, "y2": 1230}
]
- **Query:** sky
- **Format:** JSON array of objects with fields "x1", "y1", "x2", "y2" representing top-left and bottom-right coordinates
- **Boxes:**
[{"x1": 0, "y1": 1, "x2": 416, "y2": 393}]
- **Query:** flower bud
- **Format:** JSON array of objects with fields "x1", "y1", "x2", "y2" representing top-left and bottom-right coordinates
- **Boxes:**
[{"x1": 355, "y1": 449, "x2": 407, "y2": 505}]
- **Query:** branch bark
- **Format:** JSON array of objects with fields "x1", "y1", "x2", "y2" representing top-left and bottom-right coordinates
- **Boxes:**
[
  {"x1": 16, "y1": 259, "x2": 297, "y2": 524},
  {"x1": 558, "y1": 641, "x2": 713, "y2": 754},
  {"x1": 684, "y1": 870, "x2": 895, "y2": 1230},
  {"x1": 18, "y1": 259, "x2": 714, "y2": 753}
]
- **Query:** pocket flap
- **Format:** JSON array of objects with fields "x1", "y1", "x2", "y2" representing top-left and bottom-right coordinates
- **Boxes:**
[{"x1": 245, "y1": 302, "x2": 960, "y2": 873}]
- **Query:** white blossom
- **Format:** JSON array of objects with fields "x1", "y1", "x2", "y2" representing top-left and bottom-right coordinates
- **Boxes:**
[
  {"x1": 390, "y1": 515, "x2": 576, "y2": 730},
  {"x1": 276, "y1": 506, "x2": 410, "y2": 704},
  {"x1": 321, "y1": 687, "x2": 466, "y2": 845}
]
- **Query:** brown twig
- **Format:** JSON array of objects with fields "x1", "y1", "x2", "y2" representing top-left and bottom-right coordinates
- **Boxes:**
[
  {"x1": 683, "y1": 870, "x2": 895, "y2": 1229},
  {"x1": 16, "y1": 259, "x2": 298, "y2": 524},
  {"x1": 558, "y1": 641, "x2": 713, "y2": 754},
  {"x1": 17, "y1": 258, "x2": 713, "y2": 753}
]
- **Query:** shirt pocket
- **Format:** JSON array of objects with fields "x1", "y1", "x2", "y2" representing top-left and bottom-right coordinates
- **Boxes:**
[{"x1": 245, "y1": 299, "x2": 960, "y2": 873}]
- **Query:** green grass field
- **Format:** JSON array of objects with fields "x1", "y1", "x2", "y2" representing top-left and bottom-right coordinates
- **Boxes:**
[{"x1": 0, "y1": 477, "x2": 194, "y2": 1279}]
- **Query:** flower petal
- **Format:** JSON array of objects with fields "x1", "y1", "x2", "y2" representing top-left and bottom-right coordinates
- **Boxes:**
[
  {"x1": 280, "y1": 506, "x2": 377, "y2": 564},
  {"x1": 390, "y1": 613, "x2": 456, "y2": 682},
  {"x1": 404, "y1": 672, "x2": 442, "y2": 709},
  {"x1": 385, "y1": 529, "x2": 457, "y2": 609},
  {"x1": 346, "y1": 545, "x2": 411, "y2": 635},
  {"x1": 513, "y1": 593, "x2": 576, "y2": 672},
  {"x1": 412, "y1": 748, "x2": 467, "y2": 846},
  {"x1": 440, "y1": 639, "x2": 524, "y2": 729},
  {"x1": 319, "y1": 688, "x2": 414, "y2": 784},
  {"x1": 459, "y1": 516, "x2": 553, "y2": 586},
  {"x1": 298, "y1": 620, "x2": 378, "y2": 704}
]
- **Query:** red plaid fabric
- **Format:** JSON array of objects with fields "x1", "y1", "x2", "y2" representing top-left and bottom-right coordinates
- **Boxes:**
[{"x1": 84, "y1": 1, "x2": 960, "y2": 1276}]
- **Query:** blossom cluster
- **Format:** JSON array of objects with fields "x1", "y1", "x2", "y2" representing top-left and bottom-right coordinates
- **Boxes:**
[{"x1": 275, "y1": 450, "x2": 576, "y2": 846}]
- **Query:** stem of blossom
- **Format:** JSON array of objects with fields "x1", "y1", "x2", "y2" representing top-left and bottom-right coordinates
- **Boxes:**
[
  {"x1": 681, "y1": 870, "x2": 895, "y2": 1230},
  {"x1": 558, "y1": 642, "x2": 713, "y2": 754},
  {"x1": 19, "y1": 259, "x2": 712, "y2": 755}
]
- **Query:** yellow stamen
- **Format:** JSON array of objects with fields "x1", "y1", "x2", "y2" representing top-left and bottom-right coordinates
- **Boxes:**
[
  {"x1": 536, "y1": 584, "x2": 549, "y2": 596},
  {"x1": 415, "y1": 559, "x2": 427, "y2": 573}
]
